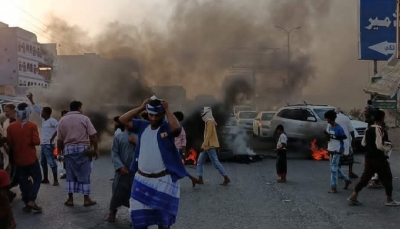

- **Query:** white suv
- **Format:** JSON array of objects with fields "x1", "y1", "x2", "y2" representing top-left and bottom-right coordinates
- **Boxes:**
[{"x1": 269, "y1": 105, "x2": 367, "y2": 145}]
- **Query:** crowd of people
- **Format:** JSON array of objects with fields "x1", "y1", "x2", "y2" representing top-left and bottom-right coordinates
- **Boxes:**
[
  {"x1": 0, "y1": 94, "x2": 231, "y2": 229},
  {"x1": 0, "y1": 94, "x2": 399, "y2": 228}
]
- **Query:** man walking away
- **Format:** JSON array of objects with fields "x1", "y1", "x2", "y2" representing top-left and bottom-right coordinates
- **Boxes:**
[
  {"x1": 334, "y1": 108, "x2": 358, "y2": 179},
  {"x1": 324, "y1": 110, "x2": 351, "y2": 193},
  {"x1": 348, "y1": 110, "x2": 400, "y2": 206},
  {"x1": 119, "y1": 96, "x2": 187, "y2": 229},
  {"x1": 57, "y1": 101, "x2": 98, "y2": 207},
  {"x1": 7, "y1": 103, "x2": 42, "y2": 212},
  {"x1": 108, "y1": 126, "x2": 137, "y2": 223},
  {"x1": 27, "y1": 93, "x2": 59, "y2": 186},
  {"x1": 274, "y1": 125, "x2": 287, "y2": 183},
  {"x1": 196, "y1": 107, "x2": 230, "y2": 186}
]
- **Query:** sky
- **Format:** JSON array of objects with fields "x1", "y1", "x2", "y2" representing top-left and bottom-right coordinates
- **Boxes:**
[
  {"x1": 0, "y1": 0, "x2": 379, "y2": 109},
  {"x1": 0, "y1": 0, "x2": 172, "y2": 42}
]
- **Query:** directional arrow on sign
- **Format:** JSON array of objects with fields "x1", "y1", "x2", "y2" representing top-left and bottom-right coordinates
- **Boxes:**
[{"x1": 368, "y1": 41, "x2": 396, "y2": 55}]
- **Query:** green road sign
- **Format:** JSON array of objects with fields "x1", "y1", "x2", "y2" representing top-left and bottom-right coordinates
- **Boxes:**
[{"x1": 373, "y1": 99, "x2": 397, "y2": 109}]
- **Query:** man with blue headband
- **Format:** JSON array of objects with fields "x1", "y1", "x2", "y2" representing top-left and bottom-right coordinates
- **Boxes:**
[{"x1": 119, "y1": 96, "x2": 186, "y2": 229}]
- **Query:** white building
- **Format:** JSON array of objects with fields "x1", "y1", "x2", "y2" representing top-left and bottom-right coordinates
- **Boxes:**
[{"x1": 0, "y1": 21, "x2": 55, "y2": 95}]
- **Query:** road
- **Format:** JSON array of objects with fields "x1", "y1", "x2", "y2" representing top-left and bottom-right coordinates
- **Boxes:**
[{"x1": 11, "y1": 151, "x2": 400, "y2": 229}]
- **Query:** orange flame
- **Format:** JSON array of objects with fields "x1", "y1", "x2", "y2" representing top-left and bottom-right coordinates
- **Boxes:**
[
  {"x1": 184, "y1": 148, "x2": 197, "y2": 165},
  {"x1": 310, "y1": 139, "x2": 330, "y2": 161}
]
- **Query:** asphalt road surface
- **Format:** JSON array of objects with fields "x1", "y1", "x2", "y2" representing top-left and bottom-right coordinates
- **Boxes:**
[{"x1": 11, "y1": 151, "x2": 400, "y2": 229}]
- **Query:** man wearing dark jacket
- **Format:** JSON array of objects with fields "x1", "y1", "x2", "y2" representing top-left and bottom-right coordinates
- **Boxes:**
[{"x1": 347, "y1": 110, "x2": 400, "y2": 206}]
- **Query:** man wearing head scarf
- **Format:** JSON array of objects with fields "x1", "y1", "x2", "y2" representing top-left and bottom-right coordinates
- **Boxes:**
[
  {"x1": 196, "y1": 107, "x2": 231, "y2": 186},
  {"x1": 334, "y1": 108, "x2": 358, "y2": 179},
  {"x1": 119, "y1": 96, "x2": 186, "y2": 229},
  {"x1": 7, "y1": 103, "x2": 42, "y2": 213}
]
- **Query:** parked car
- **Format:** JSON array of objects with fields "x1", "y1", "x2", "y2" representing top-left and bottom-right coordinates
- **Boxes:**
[
  {"x1": 269, "y1": 104, "x2": 367, "y2": 146},
  {"x1": 252, "y1": 111, "x2": 276, "y2": 138},
  {"x1": 236, "y1": 111, "x2": 258, "y2": 132}
]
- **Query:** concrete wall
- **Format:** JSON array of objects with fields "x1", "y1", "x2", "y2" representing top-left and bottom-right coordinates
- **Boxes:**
[{"x1": 0, "y1": 28, "x2": 18, "y2": 86}]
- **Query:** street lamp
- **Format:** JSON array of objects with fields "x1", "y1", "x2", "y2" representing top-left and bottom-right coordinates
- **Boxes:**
[{"x1": 275, "y1": 25, "x2": 301, "y2": 85}]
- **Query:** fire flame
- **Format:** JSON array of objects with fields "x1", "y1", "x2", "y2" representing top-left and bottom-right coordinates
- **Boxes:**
[
  {"x1": 310, "y1": 139, "x2": 329, "y2": 161},
  {"x1": 184, "y1": 148, "x2": 198, "y2": 165}
]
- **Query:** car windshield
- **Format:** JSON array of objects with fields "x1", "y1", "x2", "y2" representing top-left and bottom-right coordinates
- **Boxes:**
[
  {"x1": 261, "y1": 113, "x2": 275, "y2": 120},
  {"x1": 313, "y1": 108, "x2": 334, "y2": 121},
  {"x1": 239, "y1": 112, "x2": 257, "y2": 119}
]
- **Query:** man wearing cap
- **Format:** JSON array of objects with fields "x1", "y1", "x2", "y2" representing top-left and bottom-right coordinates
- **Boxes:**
[
  {"x1": 196, "y1": 107, "x2": 231, "y2": 186},
  {"x1": 119, "y1": 96, "x2": 186, "y2": 229}
]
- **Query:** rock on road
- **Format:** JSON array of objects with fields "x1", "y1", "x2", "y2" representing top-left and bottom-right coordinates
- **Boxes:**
[{"x1": 11, "y1": 152, "x2": 400, "y2": 229}]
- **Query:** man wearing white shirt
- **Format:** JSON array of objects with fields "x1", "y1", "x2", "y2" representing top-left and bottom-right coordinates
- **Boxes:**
[
  {"x1": 334, "y1": 108, "x2": 358, "y2": 178},
  {"x1": 27, "y1": 93, "x2": 59, "y2": 186}
]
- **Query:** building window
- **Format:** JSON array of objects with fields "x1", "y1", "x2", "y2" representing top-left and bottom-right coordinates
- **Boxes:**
[
  {"x1": 19, "y1": 62, "x2": 22, "y2": 71},
  {"x1": 33, "y1": 65, "x2": 37, "y2": 74},
  {"x1": 26, "y1": 44, "x2": 29, "y2": 53},
  {"x1": 23, "y1": 62, "x2": 26, "y2": 72},
  {"x1": 33, "y1": 47, "x2": 36, "y2": 56},
  {"x1": 28, "y1": 82, "x2": 31, "y2": 86},
  {"x1": 29, "y1": 45, "x2": 32, "y2": 53}
]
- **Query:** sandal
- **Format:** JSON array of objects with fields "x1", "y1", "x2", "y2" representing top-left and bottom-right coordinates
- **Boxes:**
[
  {"x1": 64, "y1": 200, "x2": 74, "y2": 207},
  {"x1": 347, "y1": 197, "x2": 361, "y2": 205},
  {"x1": 84, "y1": 200, "x2": 97, "y2": 207}
]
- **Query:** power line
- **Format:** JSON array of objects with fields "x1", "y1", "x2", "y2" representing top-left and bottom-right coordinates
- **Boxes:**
[
  {"x1": 14, "y1": 17, "x2": 84, "y2": 54},
  {"x1": 8, "y1": 0, "x2": 89, "y2": 53}
]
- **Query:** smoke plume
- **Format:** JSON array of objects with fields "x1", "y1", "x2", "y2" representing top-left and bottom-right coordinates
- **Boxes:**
[{"x1": 31, "y1": 0, "x2": 333, "y2": 144}]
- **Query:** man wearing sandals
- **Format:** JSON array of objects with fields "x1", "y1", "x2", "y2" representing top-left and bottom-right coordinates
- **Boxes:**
[
  {"x1": 119, "y1": 96, "x2": 187, "y2": 229},
  {"x1": 7, "y1": 103, "x2": 42, "y2": 212},
  {"x1": 347, "y1": 110, "x2": 400, "y2": 206},
  {"x1": 57, "y1": 101, "x2": 99, "y2": 207},
  {"x1": 324, "y1": 110, "x2": 352, "y2": 193}
]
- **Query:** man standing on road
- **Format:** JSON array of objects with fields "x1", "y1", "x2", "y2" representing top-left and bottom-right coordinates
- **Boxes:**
[
  {"x1": 57, "y1": 101, "x2": 98, "y2": 207},
  {"x1": 334, "y1": 108, "x2": 358, "y2": 179},
  {"x1": 119, "y1": 96, "x2": 186, "y2": 229},
  {"x1": 107, "y1": 126, "x2": 137, "y2": 223},
  {"x1": 27, "y1": 93, "x2": 59, "y2": 186},
  {"x1": 324, "y1": 110, "x2": 351, "y2": 193},
  {"x1": 347, "y1": 110, "x2": 400, "y2": 206},
  {"x1": 196, "y1": 107, "x2": 230, "y2": 186},
  {"x1": 7, "y1": 103, "x2": 42, "y2": 212}
]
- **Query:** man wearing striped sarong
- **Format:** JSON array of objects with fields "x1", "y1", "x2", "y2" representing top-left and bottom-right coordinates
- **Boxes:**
[
  {"x1": 120, "y1": 96, "x2": 186, "y2": 229},
  {"x1": 57, "y1": 101, "x2": 98, "y2": 207}
]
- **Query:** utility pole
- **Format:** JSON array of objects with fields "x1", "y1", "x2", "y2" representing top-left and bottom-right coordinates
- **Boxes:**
[{"x1": 274, "y1": 26, "x2": 301, "y2": 86}]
